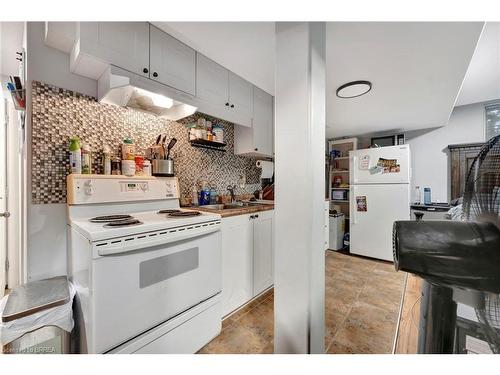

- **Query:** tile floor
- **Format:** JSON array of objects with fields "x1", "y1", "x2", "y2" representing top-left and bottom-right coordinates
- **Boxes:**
[{"x1": 198, "y1": 251, "x2": 406, "y2": 354}]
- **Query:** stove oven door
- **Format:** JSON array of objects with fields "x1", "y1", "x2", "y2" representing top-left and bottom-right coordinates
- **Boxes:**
[{"x1": 90, "y1": 230, "x2": 221, "y2": 353}]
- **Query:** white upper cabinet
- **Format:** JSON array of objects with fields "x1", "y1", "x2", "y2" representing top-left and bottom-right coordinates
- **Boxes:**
[
  {"x1": 78, "y1": 22, "x2": 150, "y2": 78},
  {"x1": 196, "y1": 53, "x2": 229, "y2": 116},
  {"x1": 149, "y1": 25, "x2": 196, "y2": 95},
  {"x1": 196, "y1": 54, "x2": 253, "y2": 127},
  {"x1": 228, "y1": 72, "x2": 253, "y2": 127},
  {"x1": 234, "y1": 86, "x2": 274, "y2": 157}
]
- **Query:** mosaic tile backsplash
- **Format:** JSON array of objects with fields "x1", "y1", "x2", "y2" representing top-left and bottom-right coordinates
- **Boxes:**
[{"x1": 31, "y1": 81, "x2": 262, "y2": 204}]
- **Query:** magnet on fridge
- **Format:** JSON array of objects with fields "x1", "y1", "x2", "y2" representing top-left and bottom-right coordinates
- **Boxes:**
[
  {"x1": 359, "y1": 155, "x2": 370, "y2": 170},
  {"x1": 356, "y1": 196, "x2": 367, "y2": 212}
]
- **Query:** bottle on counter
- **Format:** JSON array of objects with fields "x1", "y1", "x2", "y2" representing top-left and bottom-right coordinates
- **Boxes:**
[
  {"x1": 198, "y1": 180, "x2": 210, "y2": 206},
  {"x1": 69, "y1": 137, "x2": 82, "y2": 174},
  {"x1": 81, "y1": 143, "x2": 92, "y2": 174},
  {"x1": 414, "y1": 186, "x2": 421, "y2": 204},
  {"x1": 143, "y1": 160, "x2": 152, "y2": 176},
  {"x1": 111, "y1": 157, "x2": 121, "y2": 175},
  {"x1": 191, "y1": 185, "x2": 199, "y2": 206},
  {"x1": 103, "y1": 144, "x2": 111, "y2": 175},
  {"x1": 423, "y1": 187, "x2": 432, "y2": 205},
  {"x1": 121, "y1": 138, "x2": 135, "y2": 160},
  {"x1": 134, "y1": 154, "x2": 144, "y2": 175},
  {"x1": 209, "y1": 187, "x2": 218, "y2": 204}
]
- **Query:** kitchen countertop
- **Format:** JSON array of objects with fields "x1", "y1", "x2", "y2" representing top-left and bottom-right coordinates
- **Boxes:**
[{"x1": 192, "y1": 203, "x2": 274, "y2": 218}]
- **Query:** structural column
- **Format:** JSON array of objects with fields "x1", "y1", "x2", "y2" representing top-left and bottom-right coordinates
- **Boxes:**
[{"x1": 274, "y1": 22, "x2": 326, "y2": 354}]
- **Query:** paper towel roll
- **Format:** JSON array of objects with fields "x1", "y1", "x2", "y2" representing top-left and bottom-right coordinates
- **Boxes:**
[{"x1": 256, "y1": 160, "x2": 274, "y2": 179}]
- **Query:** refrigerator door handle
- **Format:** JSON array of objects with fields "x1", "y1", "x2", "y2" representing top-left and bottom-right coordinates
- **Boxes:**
[
  {"x1": 350, "y1": 186, "x2": 356, "y2": 225},
  {"x1": 351, "y1": 155, "x2": 356, "y2": 185}
]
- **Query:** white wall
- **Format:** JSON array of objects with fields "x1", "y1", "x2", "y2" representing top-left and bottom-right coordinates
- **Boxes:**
[
  {"x1": 406, "y1": 101, "x2": 491, "y2": 203},
  {"x1": 26, "y1": 22, "x2": 96, "y2": 281}
]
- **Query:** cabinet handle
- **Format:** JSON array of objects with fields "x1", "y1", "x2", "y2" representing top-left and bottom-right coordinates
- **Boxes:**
[
  {"x1": 230, "y1": 104, "x2": 234, "y2": 108},
  {"x1": 225, "y1": 102, "x2": 230, "y2": 106},
  {"x1": 153, "y1": 72, "x2": 158, "y2": 78},
  {"x1": 143, "y1": 68, "x2": 149, "y2": 74}
]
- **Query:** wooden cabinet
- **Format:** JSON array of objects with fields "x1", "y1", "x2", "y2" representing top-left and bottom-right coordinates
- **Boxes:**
[
  {"x1": 252, "y1": 211, "x2": 274, "y2": 296},
  {"x1": 149, "y1": 25, "x2": 196, "y2": 95},
  {"x1": 221, "y1": 210, "x2": 274, "y2": 317},
  {"x1": 234, "y1": 86, "x2": 274, "y2": 157},
  {"x1": 448, "y1": 142, "x2": 484, "y2": 201},
  {"x1": 221, "y1": 214, "x2": 254, "y2": 317},
  {"x1": 196, "y1": 54, "x2": 253, "y2": 127},
  {"x1": 77, "y1": 22, "x2": 150, "y2": 78}
]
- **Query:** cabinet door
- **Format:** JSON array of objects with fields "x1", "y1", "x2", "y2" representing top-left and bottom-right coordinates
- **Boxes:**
[
  {"x1": 149, "y1": 25, "x2": 196, "y2": 95},
  {"x1": 252, "y1": 210, "x2": 274, "y2": 296},
  {"x1": 196, "y1": 53, "x2": 229, "y2": 116},
  {"x1": 79, "y1": 22, "x2": 150, "y2": 77},
  {"x1": 221, "y1": 214, "x2": 254, "y2": 317},
  {"x1": 252, "y1": 86, "x2": 273, "y2": 156},
  {"x1": 228, "y1": 72, "x2": 253, "y2": 127}
]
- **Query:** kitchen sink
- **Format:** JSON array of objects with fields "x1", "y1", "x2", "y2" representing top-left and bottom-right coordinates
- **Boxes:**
[{"x1": 200, "y1": 202, "x2": 262, "y2": 210}]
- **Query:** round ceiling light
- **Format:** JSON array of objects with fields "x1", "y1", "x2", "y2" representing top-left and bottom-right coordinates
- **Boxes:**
[{"x1": 336, "y1": 80, "x2": 372, "y2": 99}]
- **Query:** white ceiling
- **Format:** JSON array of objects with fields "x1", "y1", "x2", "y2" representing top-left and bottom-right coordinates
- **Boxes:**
[
  {"x1": 325, "y1": 22, "x2": 483, "y2": 138},
  {"x1": 153, "y1": 22, "x2": 276, "y2": 95},
  {"x1": 0, "y1": 22, "x2": 24, "y2": 77},
  {"x1": 149, "y1": 23, "x2": 485, "y2": 138},
  {"x1": 455, "y1": 22, "x2": 500, "y2": 106}
]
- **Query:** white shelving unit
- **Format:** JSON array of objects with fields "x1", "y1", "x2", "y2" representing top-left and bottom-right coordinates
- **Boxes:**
[{"x1": 327, "y1": 137, "x2": 358, "y2": 219}]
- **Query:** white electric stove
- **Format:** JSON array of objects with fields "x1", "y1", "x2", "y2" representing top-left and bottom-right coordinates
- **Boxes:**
[{"x1": 66, "y1": 174, "x2": 222, "y2": 354}]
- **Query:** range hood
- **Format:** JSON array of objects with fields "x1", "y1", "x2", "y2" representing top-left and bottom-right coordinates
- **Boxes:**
[{"x1": 97, "y1": 65, "x2": 197, "y2": 121}]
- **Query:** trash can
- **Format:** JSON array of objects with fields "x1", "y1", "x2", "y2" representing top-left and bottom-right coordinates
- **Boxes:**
[
  {"x1": 328, "y1": 213, "x2": 345, "y2": 250},
  {"x1": 0, "y1": 276, "x2": 75, "y2": 354}
]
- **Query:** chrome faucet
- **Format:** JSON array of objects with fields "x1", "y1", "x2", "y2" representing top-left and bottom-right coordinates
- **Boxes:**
[{"x1": 227, "y1": 185, "x2": 237, "y2": 204}]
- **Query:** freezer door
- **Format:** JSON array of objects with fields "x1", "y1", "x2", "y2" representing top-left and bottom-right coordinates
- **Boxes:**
[
  {"x1": 349, "y1": 145, "x2": 410, "y2": 184},
  {"x1": 350, "y1": 184, "x2": 410, "y2": 261}
]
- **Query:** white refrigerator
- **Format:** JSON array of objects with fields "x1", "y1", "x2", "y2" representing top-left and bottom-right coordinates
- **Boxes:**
[{"x1": 349, "y1": 144, "x2": 411, "y2": 262}]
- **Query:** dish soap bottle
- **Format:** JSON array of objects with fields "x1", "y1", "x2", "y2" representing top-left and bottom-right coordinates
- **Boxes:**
[
  {"x1": 69, "y1": 137, "x2": 82, "y2": 174},
  {"x1": 191, "y1": 185, "x2": 199, "y2": 206}
]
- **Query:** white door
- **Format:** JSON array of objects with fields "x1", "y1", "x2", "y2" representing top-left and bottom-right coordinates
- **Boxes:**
[
  {"x1": 350, "y1": 184, "x2": 410, "y2": 262},
  {"x1": 196, "y1": 53, "x2": 229, "y2": 118},
  {"x1": 253, "y1": 210, "x2": 274, "y2": 296},
  {"x1": 221, "y1": 214, "x2": 254, "y2": 317},
  {"x1": 227, "y1": 72, "x2": 253, "y2": 127},
  {"x1": 79, "y1": 22, "x2": 150, "y2": 77},
  {"x1": 252, "y1": 86, "x2": 273, "y2": 156},
  {"x1": 149, "y1": 25, "x2": 196, "y2": 95},
  {"x1": 350, "y1": 144, "x2": 411, "y2": 184}
]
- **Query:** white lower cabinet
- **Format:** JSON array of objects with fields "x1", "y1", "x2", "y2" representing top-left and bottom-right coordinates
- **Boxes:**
[
  {"x1": 221, "y1": 211, "x2": 274, "y2": 317},
  {"x1": 252, "y1": 210, "x2": 274, "y2": 296}
]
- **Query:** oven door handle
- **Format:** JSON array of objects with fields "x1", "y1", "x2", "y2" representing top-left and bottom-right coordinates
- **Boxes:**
[{"x1": 95, "y1": 224, "x2": 220, "y2": 257}]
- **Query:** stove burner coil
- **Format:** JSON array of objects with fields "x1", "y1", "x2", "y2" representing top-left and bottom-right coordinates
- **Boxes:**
[
  {"x1": 103, "y1": 219, "x2": 143, "y2": 228},
  {"x1": 168, "y1": 211, "x2": 201, "y2": 217},
  {"x1": 157, "y1": 209, "x2": 182, "y2": 214},
  {"x1": 90, "y1": 215, "x2": 133, "y2": 223}
]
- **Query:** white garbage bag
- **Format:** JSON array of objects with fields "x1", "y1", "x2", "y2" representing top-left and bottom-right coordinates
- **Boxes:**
[{"x1": 0, "y1": 282, "x2": 76, "y2": 346}]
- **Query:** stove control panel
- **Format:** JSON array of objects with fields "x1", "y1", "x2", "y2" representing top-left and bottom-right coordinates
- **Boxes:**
[{"x1": 67, "y1": 175, "x2": 179, "y2": 205}]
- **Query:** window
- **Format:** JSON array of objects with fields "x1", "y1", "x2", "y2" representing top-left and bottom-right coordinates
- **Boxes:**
[{"x1": 485, "y1": 104, "x2": 500, "y2": 140}]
